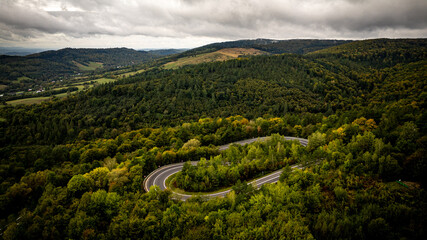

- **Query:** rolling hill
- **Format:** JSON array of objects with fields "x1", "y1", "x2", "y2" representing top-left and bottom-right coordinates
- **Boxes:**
[
  {"x1": 156, "y1": 39, "x2": 352, "y2": 69},
  {"x1": 146, "y1": 49, "x2": 188, "y2": 56},
  {"x1": 163, "y1": 48, "x2": 267, "y2": 69},
  {"x1": 0, "y1": 48, "x2": 158, "y2": 93},
  {"x1": 0, "y1": 40, "x2": 353, "y2": 93},
  {"x1": 1, "y1": 38, "x2": 425, "y2": 145},
  {"x1": 170, "y1": 39, "x2": 352, "y2": 59}
]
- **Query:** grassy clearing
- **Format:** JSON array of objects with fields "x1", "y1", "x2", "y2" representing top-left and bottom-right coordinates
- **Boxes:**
[
  {"x1": 7, "y1": 97, "x2": 51, "y2": 106},
  {"x1": 6, "y1": 91, "x2": 74, "y2": 105},
  {"x1": 117, "y1": 69, "x2": 146, "y2": 78},
  {"x1": 164, "y1": 48, "x2": 266, "y2": 69},
  {"x1": 67, "y1": 78, "x2": 115, "y2": 90},
  {"x1": 73, "y1": 76, "x2": 89, "y2": 81},
  {"x1": 93, "y1": 78, "x2": 116, "y2": 84},
  {"x1": 74, "y1": 61, "x2": 104, "y2": 71},
  {"x1": 53, "y1": 78, "x2": 115, "y2": 93},
  {"x1": 73, "y1": 78, "x2": 116, "y2": 85},
  {"x1": 6, "y1": 77, "x2": 116, "y2": 106},
  {"x1": 0, "y1": 84, "x2": 7, "y2": 91},
  {"x1": 217, "y1": 48, "x2": 266, "y2": 58},
  {"x1": 164, "y1": 52, "x2": 231, "y2": 69}
]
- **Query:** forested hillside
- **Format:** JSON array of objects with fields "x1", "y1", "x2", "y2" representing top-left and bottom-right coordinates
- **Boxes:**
[
  {"x1": 171, "y1": 39, "x2": 352, "y2": 59},
  {"x1": 0, "y1": 48, "x2": 157, "y2": 93},
  {"x1": 2, "y1": 39, "x2": 424, "y2": 146},
  {"x1": 0, "y1": 38, "x2": 426, "y2": 239},
  {"x1": 0, "y1": 39, "x2": 350, "y2": 94}
]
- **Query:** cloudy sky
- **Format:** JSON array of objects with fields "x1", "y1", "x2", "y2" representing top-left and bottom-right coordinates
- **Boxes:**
[{"x1": 1, "y1": 0, "x2": 426, "y2": 49}]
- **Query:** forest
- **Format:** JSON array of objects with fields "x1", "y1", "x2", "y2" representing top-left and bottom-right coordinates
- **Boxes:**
[
  {"x1": 0, "y1": 38, "x2": 426, "y2": 239},
  {"x1": 167, "y1": 39, "x2": 351, "y2": 60},
  {"x1": 173, "y1": 134, "x2": 306, "y2": 192}
]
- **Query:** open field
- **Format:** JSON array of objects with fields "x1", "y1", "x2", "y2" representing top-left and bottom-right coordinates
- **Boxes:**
[
  {"x1": 6, "y1": 77, "x2": 116, "y2": 105},
  {"x1": 7, "y1": 92, "x2": 72, "y2": 105},
  {"x1": 7, "y1": 96, "x2": 51, "y2": 105},
  {"x1": 72, "y1": 77, "x2": 116, "y2": 85},
  {"x1": 93, "y1": 78, "x2": 116, "y2": 84},
  {"x1": 164, "y1": 48, "x2": 267, "y2": 69},
  {"x1": 216, "y1": 48, "x2": 267, "y2": 57},
  {"x1": 67, "y1": 77, "x2": 116, "y2": 89},
  {"x1": 73, "y1": 61, "x2": 104, "y2": 71},
  {"x1": 117, "y1": 69, "x2": 146, "y2": 78}
]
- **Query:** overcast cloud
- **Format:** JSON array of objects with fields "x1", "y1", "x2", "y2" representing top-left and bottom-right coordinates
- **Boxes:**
[{"x1": 0, "y1": 0, "x2": 426, "y2": 49}]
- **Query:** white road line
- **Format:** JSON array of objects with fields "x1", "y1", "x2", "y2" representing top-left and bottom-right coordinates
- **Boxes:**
[
  {"x1": 255, "y1": 175, "x2": 281, "y2": 186},
  {"x1": 153, "y1": 166, "x2": 183, "y2": 188},
  {"x1": 144, "y1": 163, "x2": 183, "y2": 191},
  {"x1": 162, "y1": 167, "x2": 184, "y2": 189},
  {"x1": 144, "y1": 136, "x2": 308, "y2": 200}
]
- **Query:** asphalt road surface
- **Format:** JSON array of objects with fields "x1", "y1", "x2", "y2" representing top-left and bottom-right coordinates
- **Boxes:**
[{"x1": 143, "y1": 136, "x2": 308, "y2": 200}]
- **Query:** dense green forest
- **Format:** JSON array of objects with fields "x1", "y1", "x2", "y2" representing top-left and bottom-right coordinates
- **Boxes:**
[
  {"x1": 173, "y1": 134, "x2": 306, "y2": 192},
  {"x1": 0, "y1": 38, "x2": 426, "y2": 239}
]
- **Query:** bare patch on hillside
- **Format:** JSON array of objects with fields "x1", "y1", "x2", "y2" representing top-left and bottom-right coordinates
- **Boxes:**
[{"x1": 164, "y1": 48, "x2": 267, "y2": 69}]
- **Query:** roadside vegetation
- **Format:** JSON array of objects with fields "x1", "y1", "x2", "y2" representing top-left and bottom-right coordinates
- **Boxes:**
[{"x1": 173, "y1": 134, "x2": 304, "y2": 192}]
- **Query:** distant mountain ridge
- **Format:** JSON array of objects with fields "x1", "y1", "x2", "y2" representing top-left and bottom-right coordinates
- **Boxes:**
[
  {"x1": 145, "y1": 49, "x2": 188, "y2": 56},
  {"x1": 26, "y1": 47, "x2": 155, "y2": 68},
  {"x1": 173, "y1": 39, "x2": 353, "y2": 59},
  {"x1": 155, "y1": 39, "x2": 353, "y2": 69},
  {"x1": 2, "y1": 38, "x2": 422, "y2": 94},
  {"x1": 0, "y1": 39, "x2": 352, "y2": 93},
  {"x1": 0, "y1": 47, "x2": 48, "y2": 56}
]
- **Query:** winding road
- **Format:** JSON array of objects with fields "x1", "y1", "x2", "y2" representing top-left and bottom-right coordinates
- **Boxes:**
[{"x1": 143, "y1": 136, "x2": 308, "y2": 200}]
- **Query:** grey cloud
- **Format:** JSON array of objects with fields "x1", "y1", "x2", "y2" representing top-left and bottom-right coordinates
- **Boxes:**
[
  {"x1": 318, "y1": 0, "x2": 427, "y2": 31},
  {"x1": 0, "y1": 0, "x2": 426, "y2": 47}
]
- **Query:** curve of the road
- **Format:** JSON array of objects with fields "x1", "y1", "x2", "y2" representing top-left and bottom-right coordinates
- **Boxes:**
[{"x1": 143, "y1": 136, "x2": 308, "y2": 200}]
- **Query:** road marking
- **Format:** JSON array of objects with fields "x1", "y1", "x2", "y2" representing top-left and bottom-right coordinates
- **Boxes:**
[
  {"x1": 162, "y1": 166, "x2": 185, "y2": 189},
  {"x1": 153, "y1": 165, "x2": 183, "y2": 189},
  {"x1": 144, "y1": 163, "x2": 183, "y2": 191},
  {"x1": 144, "y1": 136, "x2": 308, "y2": 200}
]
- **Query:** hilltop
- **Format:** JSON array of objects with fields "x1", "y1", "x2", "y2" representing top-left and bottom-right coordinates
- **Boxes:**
[
  {"x1": 158, "y1": 39, "x2": 352, "y2": 68},
  {"x1": 163, "y1": 48, "x2": 267, "y2": 69},
  {"x1": 175, "y1": 39, "x2": 352, "y2": 57},
  {"x1": 0, "y1": 39, "x2": 353, "y2": 94}
]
